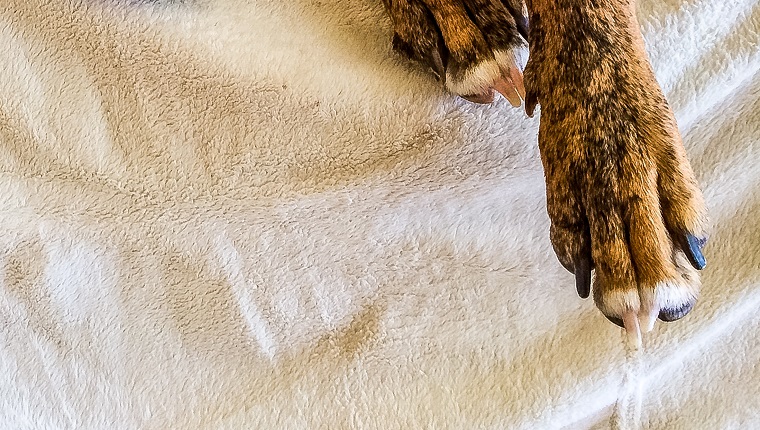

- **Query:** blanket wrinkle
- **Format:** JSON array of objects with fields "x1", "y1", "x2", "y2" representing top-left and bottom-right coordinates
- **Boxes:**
[{"x1": 1, "y1": 0, "x2": 759, "y2": 429}]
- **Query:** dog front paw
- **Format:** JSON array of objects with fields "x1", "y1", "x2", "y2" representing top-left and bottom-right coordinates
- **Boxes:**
[
  {"x1": 524, "y1": 6, "x2": 709, "y2": 341},
  {"x1": 382, "y1": 0, "x2": 528, "y2": 105}
]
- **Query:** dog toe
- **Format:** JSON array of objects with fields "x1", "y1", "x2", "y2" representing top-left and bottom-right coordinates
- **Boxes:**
[{"x1": 383, "y1": 0, "x2": 527, "y2": 106}]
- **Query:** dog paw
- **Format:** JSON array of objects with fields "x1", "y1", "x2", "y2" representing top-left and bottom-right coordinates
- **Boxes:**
[
  {"x1": 524, "y1": 9, "x2": 709, "y2": 341},
  {"x1": 382, "y1": 0, "x2": 527, "y2": 106}
]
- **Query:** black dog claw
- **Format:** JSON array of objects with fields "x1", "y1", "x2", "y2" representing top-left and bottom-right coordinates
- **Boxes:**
[{"x1": 575, "y1": 257, "x2": 592, "y2": 299}]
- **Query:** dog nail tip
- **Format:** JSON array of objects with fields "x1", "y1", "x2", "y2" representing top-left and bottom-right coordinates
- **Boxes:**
[
  {"x1": 623, "y1": 311, "x2": 642, "y2": 349},
  {"x1": 640, "y1": 307, "x2": 658, "y2": 333},
  {"x1": 509, "y1": 69, "x2": 526, "y2": 101},
  {"x1": 494, "y1": 78, "x2": 521, "y2": 107},
  {"x1": 628, "y1": 330, "x2": 642, "y2": 350},
  {"x1": 430, "y1": 49, "x2": 446, "y2": 83},
  {"x1": 525, "y1": 96, "x2": 537, "y2": 117},
  {"x1": 575, "y1": 258, "x2": 591, "y2": 299},
  {"x1": 685, "y1": 234, "x2": 707, "y2": 270}
]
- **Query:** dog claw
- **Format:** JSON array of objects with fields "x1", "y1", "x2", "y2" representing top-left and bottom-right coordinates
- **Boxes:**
[
  {"x1": 607, "y1": 313, "x2": 643, "y2": 348},
  {"x1": 494, "y1": 77, "x2": 521, "y2": 107},
  {"x1": 429, "y1": 45, "x2": 446, "y2": 82},
  {"x1": 525, "y1": 90, "x2": 537, "y2": 117},
  {"x1": 679, "y1": 233, "x2": 707, "y2": 270},
  {"x1": 461, "y1": 76, "x2": 522, "y2": 107},
  {"x1": 622, "y1": 310, "x2": 642, "y2": 349},
  {"x1": 639, "y1": 304, "x2": 659, "y2": 333},
  {"x1": 507, "y1": 64, "x2": 526, "y2": 101},
  {"x1": 574, "y1": 257, "x2": 591, "y2": 299}
]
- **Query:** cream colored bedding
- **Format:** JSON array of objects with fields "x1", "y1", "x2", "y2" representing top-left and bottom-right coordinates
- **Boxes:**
[{"x1": 1, "y1": 0, "x2": 758, "y2": 428}]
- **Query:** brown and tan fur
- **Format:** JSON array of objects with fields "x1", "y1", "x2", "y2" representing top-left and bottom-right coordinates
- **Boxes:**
[{"x1": 382, "y1": 0, "x2": 709, "y2": 336}]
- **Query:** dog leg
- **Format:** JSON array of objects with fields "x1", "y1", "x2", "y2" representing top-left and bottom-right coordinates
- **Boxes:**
[{"x1": 523, "y1": 0, "x2": 708, "y2": 336}]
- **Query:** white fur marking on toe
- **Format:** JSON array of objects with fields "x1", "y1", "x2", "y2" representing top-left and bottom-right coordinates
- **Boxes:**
[
  {"x1": 654, "y1": 279, "x2": 698, "y2": 309},
  {"x1": 495, "y1": 47, "x2": 529, "y2": 69},
  {"x1": 494, "y1": 50, "x2": 520, "y2": 71},
  {"x1": 598, "y1": 290, "x2": 641, "y2": 317},
  {"x1": 445, "y1": 59, "x2": 501, "y2": 96}
]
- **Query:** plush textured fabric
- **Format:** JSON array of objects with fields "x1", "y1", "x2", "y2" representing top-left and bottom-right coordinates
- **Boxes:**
[{"x1": 0, "y1": 0, "x2": 758, "y2": 428}]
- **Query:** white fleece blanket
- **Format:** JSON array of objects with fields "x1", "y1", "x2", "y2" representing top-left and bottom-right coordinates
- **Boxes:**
[{"x1": 1, "y1": 0, "x2": 758, "y2": 428}]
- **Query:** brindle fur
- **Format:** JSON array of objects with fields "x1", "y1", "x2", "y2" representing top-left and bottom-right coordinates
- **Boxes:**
[{"x1": 382, "y1": 0, "x2": 709, "y2": 327}]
